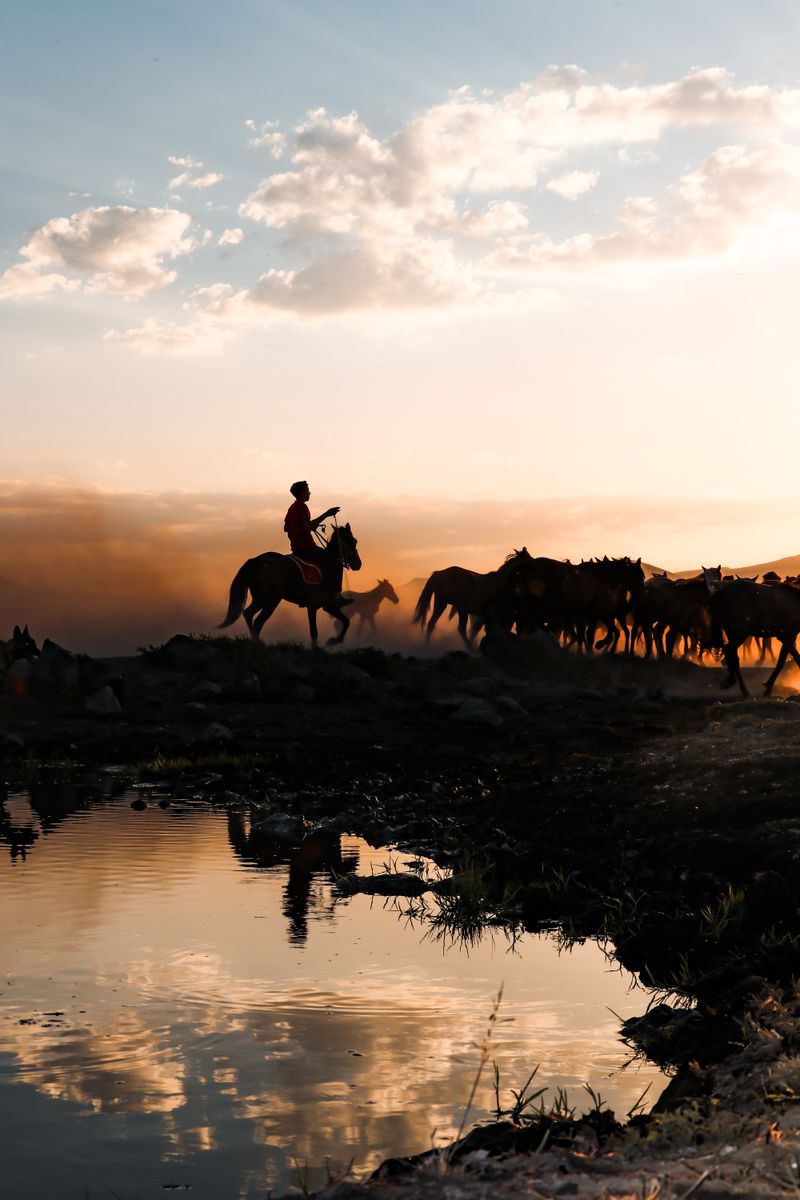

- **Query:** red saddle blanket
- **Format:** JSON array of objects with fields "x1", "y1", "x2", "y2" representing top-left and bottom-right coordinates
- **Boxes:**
[{"x1": 289, "y1": 555, "x2": 322, "y2": 585}]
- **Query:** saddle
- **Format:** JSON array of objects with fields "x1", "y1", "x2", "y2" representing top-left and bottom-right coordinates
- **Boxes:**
[{"x1": 289, "y1": 555, "x2": 323, "y2": 586}]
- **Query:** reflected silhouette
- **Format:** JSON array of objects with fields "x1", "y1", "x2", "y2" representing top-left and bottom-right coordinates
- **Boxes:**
[{"x1": 226, "y1": 811, "x2": 359, "y2": 944}]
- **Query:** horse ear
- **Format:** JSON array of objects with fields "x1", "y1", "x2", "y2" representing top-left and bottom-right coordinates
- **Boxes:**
[
  {"x1": 23, "y1": 624, "x2": 29, "y2": 635},
  {"x1": 13, "y1": 625, "x2": 21, "y2": 638},
  {"x1": 636, "y1": 557, "x2": 641, "y2": 567}
]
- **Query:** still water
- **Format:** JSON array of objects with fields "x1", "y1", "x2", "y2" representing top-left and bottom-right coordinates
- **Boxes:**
[{"x1": 0, "y1": 791, "x2": 666, "y2": 1198}]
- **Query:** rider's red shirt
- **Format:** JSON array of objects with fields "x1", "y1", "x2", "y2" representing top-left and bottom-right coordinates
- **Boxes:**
[{"x1": 284, "y1": 500, "x2": 315, "y2": 554}]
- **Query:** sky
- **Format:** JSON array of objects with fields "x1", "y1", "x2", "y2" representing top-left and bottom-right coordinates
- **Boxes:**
[{"x1": 4, "y1": 0, "x2": 800, "y2": 613}]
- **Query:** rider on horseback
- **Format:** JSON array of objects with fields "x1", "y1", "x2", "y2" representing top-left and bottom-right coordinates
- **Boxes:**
[{"x1": 284, "y1": 481, "x2": 340, "y2": 573}]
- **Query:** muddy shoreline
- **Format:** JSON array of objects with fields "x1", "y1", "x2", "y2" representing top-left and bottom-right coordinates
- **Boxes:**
[{"x1": 5, "y1": 633, "x2": 800, "y2": 1197}]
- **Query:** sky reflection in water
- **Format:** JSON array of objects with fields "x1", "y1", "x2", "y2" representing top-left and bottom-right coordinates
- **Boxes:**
[{"x1": 0, "y1": 793, "x2": 666, "y2": 1198}]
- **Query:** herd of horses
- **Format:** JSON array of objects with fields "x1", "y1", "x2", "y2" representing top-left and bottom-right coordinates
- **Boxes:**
[
  {"x1": 412, "y1": 549, "x2": 800, "y2": 696},
  {"x1": 8, "y1": 525, "x2": 800, "y2": 698},
  {"x1": 215, "y1": 528, "x2": 800, "y2": 697}
]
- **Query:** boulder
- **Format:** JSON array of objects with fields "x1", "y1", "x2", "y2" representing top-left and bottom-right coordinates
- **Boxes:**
[
  {"x1": 495, "y1": 694, "x2": 527, "y2": 717},
  {"x1": 336, "y1": 871, "x2": 430, "y2": 897},
  {"x1": 453, "y1": 697, "x2": 502, "y2": 728},
  {"x1": 186, "y1": 680, "x2": 224, "y2": 701},
  {"x1": 85, "y1": 686, "x2": 122, "y2": 716},
  {"x1": 251, "y1": 812, "x2": 307, "y2": 841},
  {"x1": 201, "y1": 722, "x2": 234, "y2": 742}
]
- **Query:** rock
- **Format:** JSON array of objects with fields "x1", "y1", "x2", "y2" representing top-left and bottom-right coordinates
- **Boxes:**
[
  {"x1": 186, "y1": 681, "x2": 224, "y2": 701},
  {"x1": 480, "y1": 626, "x2": 560, "y2": 672},
  {"x1": 37, "y1": 640, "x2": 81, "y2": 690},
  {"x1": 202, "y1": 722, "x2": 234, "y2": 742},
  {"x1": 289, "y1": 682, "x2": 317, "y2": 703},
  {"x1": 85, "y1": 686, "x2": 122, "y2": 716},
  {"x1": 462, "y1": 676, "x2": 498, "y2": 698},
  {"x1": 227, "y1": 672, "x2": 262, "y2": 701},
  {"x1": 184, "y1": 701, "x2": 207, "y2": 712},
  {"x1": 322, "y1": 661, "x2": 381, "y2": 702},
  {"x1": 159, "y1": 635, "x2": 238, "y2": 685},
  {"x1": 495, "y1": 695, "x2": 527, "y2": 716},
  {"x1": 337, "y1": 871, "x2": 430, "y2": 897},
  {"x1": 130, "y1": 798, "x2": 147, "y2": 811},
  {"x1": 453, "y1": 697, "x2": 502, "y2": 728},
  {"x1": 251, "y1": 812, "x2": 307, "y2": 841}
]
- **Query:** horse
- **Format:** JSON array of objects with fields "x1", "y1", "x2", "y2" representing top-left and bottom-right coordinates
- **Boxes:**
[
  {"x1": 218, "y1": 524, "x2": 362, "y2": 646},
  {"x1": 708, "y1": 579, "x2": 800, "y2": 696},
  {"x1": 1, "y1": 625, "x2": 40, "y2": 672},
  {"x1": 631, "y1": 567, "x2": 720, "y2": 660},
  {"x1": 412, "y1": 550, "x2": 532, "y2": 649},
  {"x1": 507, "y1": 555, "x2": 643, "y2": 653},
  {"x1": 337, "y1": 579, "x2": 399, "y2": 639}
]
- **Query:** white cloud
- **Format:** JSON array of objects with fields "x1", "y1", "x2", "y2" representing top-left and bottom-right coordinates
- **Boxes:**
[
  {"x1": 229, "y1": 68, "x2": 800, "y2": 315},
  {"x1": 545, "y1": 169, "x2": 600, "y2": 200},
  {"x1": 486, "y1": 142, "x2": 800, "y2": 270},
  {"x1": 104, "y1": 317, "x2": 234, "y2": 355},
  {"x1": 246, "y1": 119, "x2": 287, "y2": 158},
  {"x1": 168, "y1": 155, "x2": 224, "y2": 190},
  {"x1": 218, "y1": 227, "x2": 244, "y2": 247},
  {"x1": 0, "y1": 264, "x2": 79, "y2": 301},
  {"x1": 0, "y1": 206, "x2": 195, "y2": 299}
]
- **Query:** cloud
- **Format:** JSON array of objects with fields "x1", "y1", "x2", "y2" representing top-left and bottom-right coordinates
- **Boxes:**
[
  {"x1": 487, "y1": 142, "x2": 800, "y2": 269},
  {"x1": 245, "y1": 119, "x2": 287, "y2": 158},
  {"x1": 0, "y1": 206, "x2": 195, "y2": 299},
  {"x1": 104, "y1": 316, "x2": 234, "y2": 355},
  {"x1": 218, "y1": 227, "x2": 244, "y2": 246},
  {"x1": 545, "y1": 169, "x2": 600, "y2": 200},
  {"x1": 224, "y1": 67, "x2": 800, "y2": 315},
  {"x1": 167, "y1": 155, "x2": 224, "y2": 190}
]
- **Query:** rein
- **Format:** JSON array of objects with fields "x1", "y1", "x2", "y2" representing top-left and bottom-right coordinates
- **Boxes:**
[{"x1": 314, "y1": 518, "x2": 351, "y2": 587}]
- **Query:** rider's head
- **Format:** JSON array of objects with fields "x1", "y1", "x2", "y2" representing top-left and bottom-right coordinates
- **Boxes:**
[{"x1": 290, "y1": 480, "x2": 310, "y2": 501}]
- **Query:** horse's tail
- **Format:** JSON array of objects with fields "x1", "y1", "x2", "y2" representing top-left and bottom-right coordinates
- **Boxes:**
[
  {"x1": 218, "y1": 561, "x2": 251, "y2": 628},
  {"x1": 412, "y1": 574, "x2": 437, "y2": 628}
]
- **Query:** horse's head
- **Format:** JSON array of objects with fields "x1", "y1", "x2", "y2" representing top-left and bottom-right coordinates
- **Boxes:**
[
  {"x1": 701, "y1": 564, "x2": 723, "y2": 593},
  {"x1": 332, "y1": 523, "x2": 362, "y2": 571},
  {"x1": 379, "y1": 579, "x2": 399, "y2": 604},
  {"x1": 11, "y1": 624, "x2": 40, "y2": 662}
]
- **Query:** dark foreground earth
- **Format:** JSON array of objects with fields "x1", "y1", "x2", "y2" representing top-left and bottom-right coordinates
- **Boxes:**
[{"x1": 5, "y1": 630, "x2": 800, "y2": 1197}]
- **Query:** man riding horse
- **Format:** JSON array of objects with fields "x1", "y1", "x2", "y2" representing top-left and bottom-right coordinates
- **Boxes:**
[
  {"x1": 218, "y1": 482, "x2": 361, "y2": 644},
  {"x1": 284, "y1": 481, "x2": 340, "y2": 572}
]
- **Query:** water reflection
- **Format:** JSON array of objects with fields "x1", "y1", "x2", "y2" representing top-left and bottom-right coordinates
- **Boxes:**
[
  {"x1": 227, "y1": 811, "x2": 360, "y2": 944},
  {"x1": 0, "y1": 791, "x2": 667, "y2": 1199}
]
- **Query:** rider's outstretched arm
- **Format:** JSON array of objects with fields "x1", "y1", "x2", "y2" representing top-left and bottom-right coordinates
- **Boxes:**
[{"x1": 310, "y1": 505, "x2": 340, "y2": 529}]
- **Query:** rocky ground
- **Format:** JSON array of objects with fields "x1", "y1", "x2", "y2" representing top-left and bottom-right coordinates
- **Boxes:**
[{"x1": 5, "y1": 631, "x2": 800, "y2": 1197}]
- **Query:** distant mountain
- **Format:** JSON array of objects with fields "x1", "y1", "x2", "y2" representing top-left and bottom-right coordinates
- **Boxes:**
[{"x1": 670, "y1": 553, "x2": 800, "y2": 580}]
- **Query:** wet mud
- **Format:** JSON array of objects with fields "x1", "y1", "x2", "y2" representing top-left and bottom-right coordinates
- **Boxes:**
[{"x1": 5, "y1": 632, "x2": 800, "y2": 1197}]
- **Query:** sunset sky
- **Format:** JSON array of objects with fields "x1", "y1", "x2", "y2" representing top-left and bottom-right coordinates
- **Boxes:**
[{"x1": 4, "y1": 0, "x2": 800, "y2": 591}]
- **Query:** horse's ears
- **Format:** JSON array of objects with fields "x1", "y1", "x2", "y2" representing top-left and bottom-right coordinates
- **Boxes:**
[
  {"x1": 636, "y1": 557, "x2": 641, "y2": 567},
  {"x1": 23, "y1": 624, "x2": 29, "y2": 636},
  {"x1": 13, "y1": 625, "x2": 21, "y2": 638}
]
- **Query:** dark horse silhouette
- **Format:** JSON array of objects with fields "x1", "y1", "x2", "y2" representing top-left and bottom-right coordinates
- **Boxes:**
[
  {"x1": 337, "y1": 578, "x2": 399, "y2": 639},
  {"x1": 412, "y1": 550, "x2": 531, "y2": 649},
  {"x1": 709, "y1": 579, "x2": 800, "y2": 696},
  {"x1": 1, "y1": 625, "x2": 40, "y2": 672},
  {"x1": 218, "y1": 523, "x2": 362, "y2": 646}
]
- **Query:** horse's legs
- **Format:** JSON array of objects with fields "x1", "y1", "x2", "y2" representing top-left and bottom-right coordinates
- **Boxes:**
[
  {"x1": 722, "y1": 641, "x2": 748, "y2": 695},
  {"x1": 307, "y1": 607, "x2": 319, "y2": 645},
  {"x1": 456, "y1": 608, "x2": 472, "y2": 648},
  {"x1": 764, "y1": 641, "x2": 791, "y2": 694},
  {"x1": 252, "y1": 599, "x2": 280, "y2": 640},
  {"x1": 367, "y1": 614, "x2": 377, "y2": 634},
  {"x1": 243, "y1": 599, "x2": 257, "y2": 636},
  {"x1": 425, "y1": 596, "x2": 448, "y2": 642},
  {"x1": 324, "y1": 605, "x2": 350, "y2": 646}
]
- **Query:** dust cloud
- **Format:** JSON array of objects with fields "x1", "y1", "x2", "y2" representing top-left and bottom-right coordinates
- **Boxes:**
[
  {"x1": 2, "y1": 484, "x2": 799, "y2": 657},
  {"x1": 0, "y1": 486, "x2": 454, "y2": 655}
]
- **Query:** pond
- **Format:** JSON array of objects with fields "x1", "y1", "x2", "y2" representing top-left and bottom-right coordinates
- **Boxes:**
[{"x1": 0, "y1": 790, "x2": 666, "y2": 1199}]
